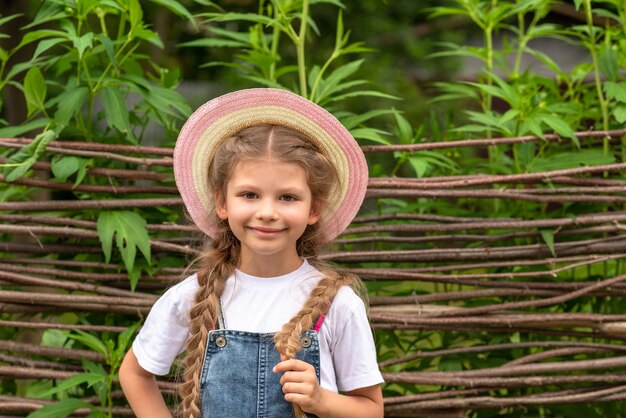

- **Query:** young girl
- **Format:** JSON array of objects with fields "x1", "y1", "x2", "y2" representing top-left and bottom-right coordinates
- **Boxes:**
[{"x1": 120, "y1": 88, "x2": 384, "y2": 418}]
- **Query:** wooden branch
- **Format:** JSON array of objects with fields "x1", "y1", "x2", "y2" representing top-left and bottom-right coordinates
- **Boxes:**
[
  {"x1": 0, "y1": 174, "x2": 178, "y2": 194},
  {"x1": 384, "y1": 385, "x2": 626, "y2": 411},
  {"x1": 0, "y1": 290, "x2": 154, "y2": 308},
  {"x1": 0, "y1": 341, "x2": 103, "y2": 362},
  {"x1": 0, "y1": 269, "x2": 149, "y2": 298},
  {"x1": 0, "y1": 224, "x2": 198, "y2": 255},
  {"x1": 369, "y1": 311, "x2": 626, "y2": 327},
  {"x1": 0, "y1": 319, "x2": 128, "y2": 333},
  {"x1": 0, "y1": 352, "x2": 83, "y2": 372},
  {"x1": 383, "y1": 372, "x2": 626, "y2": 388},
  {"x1": 327, "y1": 240, "x2": 626, "y2": 263},
  {"x1": 0, "y1": 138, "x2": 174, "y2": 155},
  {"x1": 0, "y1": 197, "x2": 182, "y2": 211},
  {"x1": 361, "y1": 128, "x2": 626, "y2": 152},
  {"x1": 378, "y1": 341, "x2": 626, "y2": 368},
  {"x1": 429, "y1": 272, "x2": 626, "y2": 317},
  {"x1": 344, "y1": 211, "x2": 626, "y2": 234},
  {"x1": 366, "y1": 188, "x2": 626, "y2": 202}
]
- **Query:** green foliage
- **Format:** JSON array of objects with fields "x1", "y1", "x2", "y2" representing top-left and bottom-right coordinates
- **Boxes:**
[
  {"x1": 27, "y1": 398, "x2": 95, "y2": 418},
  {"x1": 97, "y1": 211, "x2": 151, "y2": 290},
  {"x1": 27, "y1": 325, "x2": 138, "y2": 418},
  {"x1": 186, "y1": 0, "x2": 397, "y2": 144},
  {"x1": 0, "y1": 0, "x2": 192, "y2": 152}
]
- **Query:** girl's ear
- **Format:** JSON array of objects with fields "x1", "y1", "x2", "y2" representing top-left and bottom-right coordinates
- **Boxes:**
[
  {"x1": 215, "y1": 192, "x2": 228, "y2": 220},
  {"x1": 308, "y1": 201, "x2": 322, "y2": 225}
]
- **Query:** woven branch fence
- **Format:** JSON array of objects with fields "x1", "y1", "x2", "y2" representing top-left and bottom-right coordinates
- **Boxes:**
[{"x1": 2, "y1": 129, "x2": 626, "y2": 417}]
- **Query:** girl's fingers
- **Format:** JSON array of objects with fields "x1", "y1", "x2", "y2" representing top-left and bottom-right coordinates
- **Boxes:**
[
  {"x1": 273, "y1": 358, "x2": 312, "y2": 373},
  {"x1": 279, "y1": 369, "x2": 316, "y2": 386}
]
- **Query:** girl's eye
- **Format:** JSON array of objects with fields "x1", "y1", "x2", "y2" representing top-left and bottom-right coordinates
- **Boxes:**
[
  {"x1": 241, "y1": 192, "x2": 257, "y2": 199},
  {"x1": 281, "y1": 194, "x2": 297, "y2": 202}
]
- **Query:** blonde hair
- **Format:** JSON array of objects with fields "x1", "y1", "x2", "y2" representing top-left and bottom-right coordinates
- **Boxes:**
[{"x1": 178, "y1": 125, "x2": 364, "y2": 418}]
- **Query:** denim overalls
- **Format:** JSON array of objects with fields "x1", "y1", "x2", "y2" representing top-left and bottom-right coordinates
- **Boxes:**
[{"x1": 199, "y1": 312, "x2": 325, "y2": 417}]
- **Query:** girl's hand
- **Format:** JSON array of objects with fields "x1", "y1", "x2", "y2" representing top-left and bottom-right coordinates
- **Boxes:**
[{"x1": 273, "y1": 354, "x2": 321, "y2": 414}]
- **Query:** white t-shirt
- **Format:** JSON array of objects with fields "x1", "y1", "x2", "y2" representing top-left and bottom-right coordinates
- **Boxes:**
[{"x1": 133, "y1": 260, "x2": 383, "y2": 392}]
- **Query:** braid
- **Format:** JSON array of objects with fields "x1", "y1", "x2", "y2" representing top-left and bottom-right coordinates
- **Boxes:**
[
  {"x1": 274, "y1": 261, "x2": 361, "y2": 418},
  {"x1": 179, "y1": 229, "x2": 239, "y2": 418}
]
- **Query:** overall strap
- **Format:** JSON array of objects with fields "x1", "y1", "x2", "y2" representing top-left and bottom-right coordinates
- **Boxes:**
[
  {"x1": 217, "y1": 302, "x2": 226, "y2": 329},
  {"x1": 210, "y1": 303, "x2": 226, "y2": 330}
]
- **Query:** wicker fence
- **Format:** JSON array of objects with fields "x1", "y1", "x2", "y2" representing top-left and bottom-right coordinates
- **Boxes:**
[{"x1": 2, "y1": 129, "x2": 626, "y2": 417}]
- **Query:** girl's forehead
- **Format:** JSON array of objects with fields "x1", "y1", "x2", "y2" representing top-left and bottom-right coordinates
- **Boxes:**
[{"x1": 231, "y1": 158, "x2": 306, "y2": 175}]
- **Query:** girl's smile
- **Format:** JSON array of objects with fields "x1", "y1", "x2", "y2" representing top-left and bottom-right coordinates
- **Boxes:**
[{"x1": 216, "y1": 158, "x2": 320, "y2": 277}]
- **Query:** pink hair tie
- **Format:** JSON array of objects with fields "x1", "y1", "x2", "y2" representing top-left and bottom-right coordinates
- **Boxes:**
[{"x1": 313, "y1": 314, "x2": 326, "y2": 332}]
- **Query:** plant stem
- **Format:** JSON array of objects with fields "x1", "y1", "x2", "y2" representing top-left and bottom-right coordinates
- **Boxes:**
[
  {"x1": 269, "y1": 24, "x2": 280, "y2": 82},
  {"x1": 584, "y1": 0, "x2": 610, "y2": 154},
  {"x1": 296, "y1": 0, "x2": 309, "y2": 97},
  {"x1": 513, "y1": 12, "x2": 525, "y2": 79}
]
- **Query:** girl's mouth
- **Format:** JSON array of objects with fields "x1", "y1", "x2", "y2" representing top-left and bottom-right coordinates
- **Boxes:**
[{"x1": 248, "y1": 226, "x2": 285, "y2": 235}]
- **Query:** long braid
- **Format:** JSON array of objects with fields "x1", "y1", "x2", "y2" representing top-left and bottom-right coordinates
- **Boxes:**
[
  {"x1": 274, "y1": 262, "x2": 361, "y2": 418},
  {"x1": 179, "y1": 229, "x2": 239, "y2": 418}
]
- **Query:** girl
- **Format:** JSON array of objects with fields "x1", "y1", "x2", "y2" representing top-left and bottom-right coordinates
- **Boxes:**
[{"x1": 120, "y1": 88, "x2": 384, "y2": 418}]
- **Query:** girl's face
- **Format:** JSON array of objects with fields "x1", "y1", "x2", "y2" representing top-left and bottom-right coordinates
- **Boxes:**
[{"x1": 215, "y1": 158, "x2": 321, "y2": 277}]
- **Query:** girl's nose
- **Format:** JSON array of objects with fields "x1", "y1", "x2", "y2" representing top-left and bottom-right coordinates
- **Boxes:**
[{"x1": 256, "y1": 199, "x2": 278, "y2": 220}]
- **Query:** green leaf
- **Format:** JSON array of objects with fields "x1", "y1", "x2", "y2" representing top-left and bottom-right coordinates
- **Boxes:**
[
  {"x1": 81, "y1": 360, "x2": 108, "y2": 407},
  {"x1": 614, "y1": 104, "x2": 626, "y2": 123},
  {"x1": 127, "y1": 0, "x2": 143, "y2": 31},
  {"x1": 540, "y1": 229, "x2": 556, "y2": 257},
  {"x1": 38, "y1": 373, "x2": 105, "y2": 397},
  {"x1": 392, "y1": 110, "x2": 414, "y2": 144},
  {"x1": 24, "y1": 67, "x2": 47, "y2": 117},
  {"x1": 53, "y1": 86, "x2": 88, "y2": 127},
  {"x1": 50, "y1": 155, "x2": 91, "y2": 187},
  {"x1": 32, "y1": 37, "x2": 66, "y2": 60},
  {"x1": 350, "y1": 127, "x2": 391, "y2": 144},
  {"x1": 97, "y1": 211, "x2": 151, "y2": 283},
  {"x1": 149, "y1": 0, "x2": 196, "y2": 26},
  {"x1": 203, "y1": 12, "x2": 279, "y2": 27},
  {"x1": 327, "y1": 89, "x2": 398, "y2": 103},
  {"x1": 0, "y1": 13, "x2": 22, "y2": 28},
  {"x1": 0, "y1": 118, "x2": 47, "y2": 137},
  {"x1": 407, "y1": 155, "x2": 428, "y2": 178},
  {"x1": 132, "y1": 27, "x2": 164, "y2": 49},
  {"x1": 340, "y1": 109, "x2": 394, "y2": 130},
  {"x1": 604, "y1": 81, "x2": 626, "y2": 103},
  {"x1": 117, "y1": 324, "x2": 139, "y2": 356},
  {"x1": 520, "y1": 116, "x2": 545, "y2": 139},
  {"x1": 541, "y1": 115, "x2": 575, "y2": 140},
  {"x1": 51, "y1": 156, "x2": 81, "y2": 182},
  {"x1": 73, "y1": 32, "x2": 93, "y2": 59},
  {"x1": 3, "y1": 129, "x2": 57, "y2": 181},
  {"x1": 96, "y1": 34, "x2": 116, "y2": 67},
  {"x1": 64, "y1": 330, "x2": 109, "y2": 358},
  {"x1": 528, "y1": 149, "x2": 614, "y2": 173},
  {"x1": 101, "y1": 86, "x2": 132, "y2": 138},
  {"x1": 178, "y1": 38, "x2": 248, "y2": 48},
  {"x1": 599, "y1": 44, "x2": 618, "y2": 82},
  {"x1": 315, "y1": 59, "x2": 364, "y2": 102},
  {"x1": 27, "y1": 398, "x2": 93, "y2": 418}
]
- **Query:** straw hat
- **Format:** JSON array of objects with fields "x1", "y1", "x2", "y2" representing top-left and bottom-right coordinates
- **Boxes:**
[{"x1": 173, "y1": 88, "x2": 368, "y2": 242}]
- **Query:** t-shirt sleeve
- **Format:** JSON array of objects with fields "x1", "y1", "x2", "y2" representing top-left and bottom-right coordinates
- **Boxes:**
[
  {"x1": 330, "y1": 288, "x2": 384, "y2": 392},
  {"x1": 132, "y1": 277, "x2": 196, "y2": 376}
]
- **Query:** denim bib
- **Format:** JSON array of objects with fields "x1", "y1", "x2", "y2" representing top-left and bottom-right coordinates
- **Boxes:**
[{"x1": 199, "y1": 315, "x2": 322, "y2": 418}]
